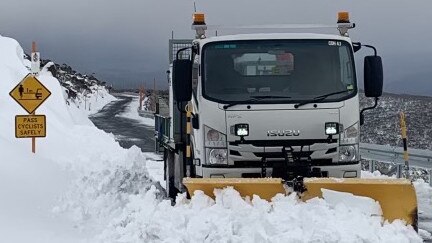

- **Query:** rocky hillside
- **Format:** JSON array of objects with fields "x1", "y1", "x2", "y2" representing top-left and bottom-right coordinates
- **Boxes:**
[
  {"x1": 360, "y1": 93, "x2": 432, "y2": 150},
  {"x1": 24, "y1": 54, "x2": 112, "y2": 110}
]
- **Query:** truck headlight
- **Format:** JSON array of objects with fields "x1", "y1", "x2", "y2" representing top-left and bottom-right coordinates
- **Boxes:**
[
  {"x1": 339, "y1": 122, "x2": 359, "y2": 144},
  {"x1": 204, "y1": 125, "x2": 228, "y2": 165},
  {"x1": 204, "y1": 125, "x2": 226, "y2": 147},
  {"x1": 207, "y1": 148, "x2": 228, "y2": 165},
  {"x1": 339, "y1": 145, "x2": 358, "y2": 162}
]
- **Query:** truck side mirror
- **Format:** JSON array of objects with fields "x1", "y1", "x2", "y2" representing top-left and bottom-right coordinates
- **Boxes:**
[
  {"x1": 173, "y1": 59, "x2": 192, "y2": 102},
  {"x1": 364, "y1": 56, "x2": 383, "y2": 97}
]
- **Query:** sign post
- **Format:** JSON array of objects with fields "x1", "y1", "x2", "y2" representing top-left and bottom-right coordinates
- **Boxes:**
[
  {"x1": 31, "y1": 42, "x2": 39, "y2": 153},
  {"x1": 9, "y1": 42, "x2": 51, "y2": 153}
]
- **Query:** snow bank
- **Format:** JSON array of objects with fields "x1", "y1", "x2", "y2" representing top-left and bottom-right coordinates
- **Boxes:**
[
  {"x1": 116, "y1": 96, "x2": 155, "y2": 127},
  {"x1": 55, "y1": 147, "x2": 164, "y2": 227},
  {"x1": 0, "y1": 135, "x2": 81, "y2": 243},
  {"x1": 361, "y1": 170, "x2": 396, "y2": 179},
  {"x1": 62, "y1": 160, "x2": 424, "y2": 242},
  {"x1": 0, "y1": 35, "x2": 86, "y2": 241},
  {"x1": 414, "y1": 179, "x2": 432, "y2": 238},
  {"x1": 0, "y1": 34, "x2": 137, "y2": 241},
  {"x1": 96, "y1": 187, "x2": 421, "y2": 242}
]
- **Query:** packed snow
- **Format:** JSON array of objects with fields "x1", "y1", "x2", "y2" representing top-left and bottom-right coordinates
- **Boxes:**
[
  {"x1": 0, "y1": 34, "x2": 429, "y2": 242},
  {"x1": 415, "y1": 179, "x2": 432, "y2": 240},
  {"x1": 361, "y1": 170, "x2": 396, "y2": 179},
  {"x1": 93, "y1": 184, "x2": 422, "y2": 242},
  {"x1": 116, "y1": 96, "x2": 155, "y2": 127}
]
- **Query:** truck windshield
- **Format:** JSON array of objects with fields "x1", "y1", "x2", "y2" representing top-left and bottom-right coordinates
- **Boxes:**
[{"x1": 202, "y1": 39, "x2": 356, "y2": 103}]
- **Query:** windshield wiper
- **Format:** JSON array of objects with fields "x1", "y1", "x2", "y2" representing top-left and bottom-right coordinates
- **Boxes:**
[
  {"x1": 294, "y1": 90, "x2": 352, "y2": 109},
  {"x1": 223, "y1": 95, "x2": 291, "y2": 110}
]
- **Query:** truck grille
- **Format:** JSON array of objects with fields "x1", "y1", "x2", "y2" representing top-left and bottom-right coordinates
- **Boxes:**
[
  {"x1": 228, "y1": 139, "x2": 338, "y2": 166},
  {"x1": 229, "y1": 139, "x2": 334, "y2": 147},
  {"x1": 253, "y1": 151, "x2": 313, "y2": 159}
]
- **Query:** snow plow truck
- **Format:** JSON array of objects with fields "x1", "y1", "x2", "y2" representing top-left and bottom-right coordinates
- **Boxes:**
[{"x1": 154, "y1": 12, "x2": 418, "y2": 229}]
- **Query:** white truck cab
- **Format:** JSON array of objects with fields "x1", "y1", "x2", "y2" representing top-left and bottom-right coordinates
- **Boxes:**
[{"x1": 156, "y1": 12, "x2": 384, "y2": 198}]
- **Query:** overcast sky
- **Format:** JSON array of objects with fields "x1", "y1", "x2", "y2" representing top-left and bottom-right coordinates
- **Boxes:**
[{"x1": 1, "y1": 0, "x2": 431, "y2": 93}]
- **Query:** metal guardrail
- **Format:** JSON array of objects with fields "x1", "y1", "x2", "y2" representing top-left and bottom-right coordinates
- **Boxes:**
[
  {"x1": 154, "y1": 114, "x2": 171, "y2": 153},
  {"x1": 360, "y1": 143, "x2": 432, "y2": 169},
  {"x1": 360, "y1": 143, "x2": 432, "y2": 186}
]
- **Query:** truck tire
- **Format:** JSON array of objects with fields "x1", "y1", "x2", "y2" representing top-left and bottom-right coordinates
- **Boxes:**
[{"x1": 165, "y1": 150, "x2": 178, "y2": 200}]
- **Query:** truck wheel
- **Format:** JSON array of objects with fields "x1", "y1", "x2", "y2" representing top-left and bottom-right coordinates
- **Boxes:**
[{"x1": 165, "y1": 150, "x2": 178, "y2": 201}]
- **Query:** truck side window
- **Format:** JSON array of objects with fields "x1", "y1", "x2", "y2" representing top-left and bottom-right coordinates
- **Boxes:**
[{"x1": 339, "y1": 46, "x2": 353, "y2": 88}]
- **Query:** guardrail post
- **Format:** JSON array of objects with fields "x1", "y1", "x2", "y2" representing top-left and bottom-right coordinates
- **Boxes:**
[
  {"x1": 369, "y1": 160, "x2": 375, "y2": 173},
  {"x1": 154, "y1": 115, "x2": 159, "y2": 153},
  {"x1": 396, "y1": 164, "x2": 404, "y2": 178},
  {"x1": 399, "y1": 112, "x2": 409, "y2": 179}
]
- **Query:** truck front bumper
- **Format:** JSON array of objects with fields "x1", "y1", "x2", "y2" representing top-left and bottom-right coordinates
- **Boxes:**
[{"x1": 200, "y1": 162, "x2": 361, "y2": 179}]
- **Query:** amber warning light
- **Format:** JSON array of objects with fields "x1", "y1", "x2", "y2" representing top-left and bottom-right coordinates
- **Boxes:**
[
  {"x1": 337, "y1": 11, "x2": 350, "y2": 23},
  {"x1": 193, "y1": 13, "x2": 206, "y2": 25}
]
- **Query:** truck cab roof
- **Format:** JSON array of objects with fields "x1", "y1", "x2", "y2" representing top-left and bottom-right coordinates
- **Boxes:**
[{"x1": 196, "y1": 33, "x2": 352, "y2": 46}]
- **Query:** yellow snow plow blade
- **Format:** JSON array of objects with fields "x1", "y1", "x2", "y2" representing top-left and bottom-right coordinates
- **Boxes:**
[
  {"x1": 184, "y1": 178, "x2": 286, "y2": 201},
  {"x1": 302, "y1": 178, "x2": 418, "y2": 227},
  {"x1": 183, "y1": 178, "x2": 417, "y2": 228}
]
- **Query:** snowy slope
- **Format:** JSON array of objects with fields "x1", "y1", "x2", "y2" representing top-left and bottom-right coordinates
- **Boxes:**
[
  {"x1": 0, "y1": 35, "x2": 90, "y2": 242},
  {"x1": 0, "y1": 34, "x2": 427, "y2": 242},
  {"x1": 0, "y1": 34, "x2": 130, "y2": 242}
]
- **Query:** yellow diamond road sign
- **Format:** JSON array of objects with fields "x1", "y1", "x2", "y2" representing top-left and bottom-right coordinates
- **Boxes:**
[{"x1": 10, "y1": 74, "x2": 51, "y2": 114}]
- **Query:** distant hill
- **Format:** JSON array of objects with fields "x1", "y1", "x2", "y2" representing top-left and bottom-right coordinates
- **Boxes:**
[
  {"x1": 24, "y1": 54, "x2": 112, "y2": 105},
  {"x1": 386, "y1": 76, "x2": 432, "y2": 97},
  {"x1": 360, "y1": 92, "x2": 432, "y2": 150}
]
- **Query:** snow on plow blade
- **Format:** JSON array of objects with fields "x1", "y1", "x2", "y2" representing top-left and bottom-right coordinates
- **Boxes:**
[
  {"x1": 183, "y1": 177, "x2": 418, "y2": 228},
  {"x1": 302, "y1": 178, "x2": 418, "y2": 228},
  {"x1": 183, "y1": 178, "x2": 286, "y2": 201}
]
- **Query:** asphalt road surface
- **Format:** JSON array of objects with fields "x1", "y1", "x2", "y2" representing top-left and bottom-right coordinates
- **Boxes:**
[{"x1": 90, "y1": 95, "x2": 155, "y2": 152}]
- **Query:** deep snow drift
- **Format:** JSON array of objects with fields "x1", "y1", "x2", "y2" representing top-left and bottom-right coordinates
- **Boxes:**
[
  {"x1": 0, "y1": 34, "x2": 122, "y2": 242},
  {"x1": 96, "y1": 186, "x2": 421, "y2": 242},
  {"x1": 0, "y1": 34, "x2": 429, "y2": 242}
]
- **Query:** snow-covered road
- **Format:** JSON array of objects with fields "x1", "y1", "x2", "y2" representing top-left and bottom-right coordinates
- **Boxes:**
[
  {"x1": 89, "y1": 94, "x2": 165, "y2": 185},
  {"x1": 90, "y1": 95, "x2": 156, "y2": 152}
]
